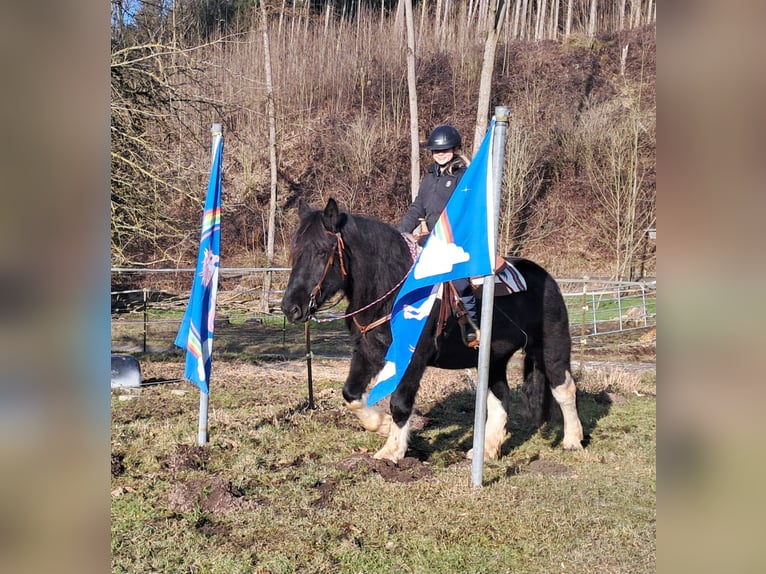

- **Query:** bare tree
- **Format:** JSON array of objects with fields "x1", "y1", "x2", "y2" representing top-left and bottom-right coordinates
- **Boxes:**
[
  {"x1": 472, "y1": 0, "x2": 508, "y2": 152},
  {"x1": 498, "y1": 119, "x2": 543, "y2": 254},
  {"x1": 261, "y1": 1, "x2": 279, "y2": 311},
  {"x1": 565, "y1": 0, "x2": 573, "y2": 38},
  {"x1": 588, "y1": 0, "x2": 598, "y2": 38},
  {"x1": 519, "y1": 0, "x2": 529, "y2": 40},
  {"x1": 110, "y1": 37, "x2": 227, "y2": 266},
  {"x1": 580, "y1": 101, "x2": 656, "y2": 280},
  {"x1": 404, "y1": 0, "x2": 420, "y2": 200}
]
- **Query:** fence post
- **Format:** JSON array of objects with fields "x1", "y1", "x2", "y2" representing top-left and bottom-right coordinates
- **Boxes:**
[
  {"x1": 143, "y1": 288, "x2": 148, "y2": 353},
  {"x1": 578, "y1": 277, "x2": 588, "y2": 376}
]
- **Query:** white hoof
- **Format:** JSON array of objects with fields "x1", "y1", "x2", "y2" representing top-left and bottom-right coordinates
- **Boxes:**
[
  {"x1": 465, "y1": 446, "x2": 500, "y2": 461},
  {"x1": 372, "y1": 418, "x2": 411, "y2": 464},
  {"x1": 347, "y1": 398, "x2": 391, "y2": 436},
  {"x1": 562, "y1": 438, "x2": 584, "y2": 451},
  {"x1": 373, "y1": 447, "x2": 401, "y2": 464}
]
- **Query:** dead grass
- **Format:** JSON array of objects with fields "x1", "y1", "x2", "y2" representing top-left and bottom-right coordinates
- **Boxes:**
[{"x1": 112, "y1": 352, "x2": 655, "y2": 573}]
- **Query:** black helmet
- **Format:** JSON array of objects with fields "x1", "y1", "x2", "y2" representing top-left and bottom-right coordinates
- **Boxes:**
[{"x1": 426, "y1": 124, "x2": 462, "y2": 151}]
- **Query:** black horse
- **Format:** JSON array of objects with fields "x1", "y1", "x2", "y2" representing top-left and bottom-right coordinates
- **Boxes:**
[{"x1": 281, "y1": 198, "x2": 583, "y2": 463}]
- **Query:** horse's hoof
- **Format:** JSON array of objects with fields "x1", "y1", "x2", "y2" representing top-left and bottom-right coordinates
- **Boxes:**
[
  {"x1": 465, "y1": 448, "x2": 500, "y2": 461},
  {"x1": 373, "y1": 449, "x2": 400, "y2": 464},
  {"x1": 562, "y1": 441, "x2": 584, "y2": 451}
]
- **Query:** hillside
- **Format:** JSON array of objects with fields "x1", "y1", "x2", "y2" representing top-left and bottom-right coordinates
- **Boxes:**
[
  {"x1": 267, "y1": 26, "x2": 656, "y2": 279},
  {"x1": 111, "y1": 8, "x2": 655, "y2": 281}
]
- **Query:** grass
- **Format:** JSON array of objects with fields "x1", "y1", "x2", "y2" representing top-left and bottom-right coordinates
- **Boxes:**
[{"x1": 112, "y1": 356, "x2": 655, "y2": 573}]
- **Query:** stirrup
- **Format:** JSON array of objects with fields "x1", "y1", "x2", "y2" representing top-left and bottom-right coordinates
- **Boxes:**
[{"x1": 459, "y1": 317, "x2": 480, "y2": 348}]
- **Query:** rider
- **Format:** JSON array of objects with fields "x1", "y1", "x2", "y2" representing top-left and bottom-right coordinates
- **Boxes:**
[{"x1": 396, "y1": 124, "x2": 480, "y2": 347}]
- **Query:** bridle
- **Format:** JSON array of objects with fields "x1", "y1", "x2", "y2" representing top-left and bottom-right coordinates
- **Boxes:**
[
  {"x1": 308, "y1": 231, "x2": 414, "y2": 334},
  {"x1": 308, "y1": 231, "x2": 347, "y2": 316}
]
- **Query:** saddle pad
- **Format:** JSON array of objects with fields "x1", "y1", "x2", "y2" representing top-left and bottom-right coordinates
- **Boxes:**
[{"x1": 470, "y1": 261, "x2": 527, "y2": 295}]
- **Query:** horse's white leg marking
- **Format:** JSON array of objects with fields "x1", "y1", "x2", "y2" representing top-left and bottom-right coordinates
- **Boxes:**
[
  {"x1": 484, "y1": 391, "x2": 507, "y2": 460},
  {"x1": 346, "y1": 396, "x2": 391, "y2": 437},
  {"x1": 551, "y1": 371, "x2": 584, "y2": 450},
  {"x1": 466, "y1": 392, "x2": 507, "y2": 461},
  {"x1": 373, "y1": 416, "x2": 411, "y2": 463}
]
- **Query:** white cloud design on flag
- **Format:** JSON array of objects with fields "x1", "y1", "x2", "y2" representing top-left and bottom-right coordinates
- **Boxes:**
[
  {"x1": 402, "y1": 289, "x2": 438, "y2": 320},
  {"x1": 413, "y1": 235, "x2": 470, "y2": 279},
  {"x1": 374, "y1": 361, "x2": 397, "y2": 384}
]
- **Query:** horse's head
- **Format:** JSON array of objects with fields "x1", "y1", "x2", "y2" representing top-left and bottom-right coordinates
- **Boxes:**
[{"x1": 281, "y1": 198, "x2": 349, "y2": 323}]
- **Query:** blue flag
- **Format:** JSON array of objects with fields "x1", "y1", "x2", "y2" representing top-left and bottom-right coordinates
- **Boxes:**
[
  {"x1": 174, "y1": 132, "x2": 223, "y2": 394},
  {"x1": 367, "y1": 120, "x2": 497, "y2": 405}
]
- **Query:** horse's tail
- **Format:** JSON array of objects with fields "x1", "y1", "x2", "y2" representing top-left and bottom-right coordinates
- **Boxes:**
[{"x1": 520, "y1": 264, "x2": 572, "y2": 427}]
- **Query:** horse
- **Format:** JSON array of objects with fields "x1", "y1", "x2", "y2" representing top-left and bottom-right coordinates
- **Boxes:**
[{"x1": 280, "y1": 198, "x2": 584, "y2": 463}]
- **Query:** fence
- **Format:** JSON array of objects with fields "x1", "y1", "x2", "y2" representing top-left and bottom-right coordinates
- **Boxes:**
[{"x1": 111, "y1": 268, "x2": 656, "y2": 357}]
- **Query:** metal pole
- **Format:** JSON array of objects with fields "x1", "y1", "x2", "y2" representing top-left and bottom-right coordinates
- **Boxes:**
[
  {"x1": 142, "y1": 288, "x2": 148, "y2": 353},
  {"x1": 579, "y1": 277, "x2": 588, "y2": 377},
  {"x1": 471, "y1": 106, "x2": 509, "y2": 488},
  {"x1": 198, "y1": 391, "x2": 209, "y2": 446},
  {"x1": 198, "y1": 123, "x2": 222, "y2": 447},
  {"x1": 305, "y1": 322, "x2": 315, "y2": 409}
]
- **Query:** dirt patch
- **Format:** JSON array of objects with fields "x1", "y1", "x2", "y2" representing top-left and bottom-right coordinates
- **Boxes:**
[
  {"x1": 194, "y1": 515, "x2": 232, "y2": 538},
  {"x1": 159, "y1": 444, "x2": 211, "y2": 472},
  {"x1": 167, "y1": 476, "x2": 260, "y2": 515},
  {"x1": 335, "y1": 454, "x2": 433, "y2": 483},
  {"x1": 111, "y1": 452, "x2": 125, "y2": 478},
  {"x1": 311, "y1": 478, "x2": 340, "y2": 508}
]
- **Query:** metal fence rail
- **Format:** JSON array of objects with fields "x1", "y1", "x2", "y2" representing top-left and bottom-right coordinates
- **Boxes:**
[{"x1": 111, "y1": 269, "x2": 656, "y2": 355}]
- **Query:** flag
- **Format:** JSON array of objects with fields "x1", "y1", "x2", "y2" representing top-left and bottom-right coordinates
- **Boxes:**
[
  {"x1": 174, "y1": 132, "x2": 223, "y2": 394},
  {"x1": 367, "y1": 119, "x2": 497, "y2": 406}
]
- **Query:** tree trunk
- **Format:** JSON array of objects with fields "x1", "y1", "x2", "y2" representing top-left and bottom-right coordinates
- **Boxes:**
[
  {"x1": 260, "y1": 1, "x2": 278, "y2": 313},
  {"x1": 404, "y1": 0, "x2": 420, "y2": 201},
  {"x1": 535, "y1": 0, "x2": 546, "y2": 41},
  {"x1": 588, "y1": 0, "x2": 598, "y2": 38},
  {"x1": 618, "y1": 0, "x2": 626, "y2": 30},
  {"x1": 473, "y1": 0, "x2": 507, "y2": 152},
  {"x1": 519, "y1": 0, "x2": 529, "y2": 40},
  {"x1": 565, "y1": 0, "x2": 573, "y2": 38}
]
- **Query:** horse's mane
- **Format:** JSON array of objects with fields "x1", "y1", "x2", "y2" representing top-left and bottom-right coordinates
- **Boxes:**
[
  {"x1": 290, "y1": 206, "x2": 405, "y2": 265},
  {"x1": 289, "y1": 210, "x2": 334, "y2": 264}
]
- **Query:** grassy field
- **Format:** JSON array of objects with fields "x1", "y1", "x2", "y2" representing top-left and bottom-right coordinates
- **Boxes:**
[{"x1": 111, "y1": 350, "x2": 655, "y2": 573}]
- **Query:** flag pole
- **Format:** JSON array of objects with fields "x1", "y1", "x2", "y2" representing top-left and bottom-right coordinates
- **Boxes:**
[
  {"x1": 197, "y1": 122, "x2": 223, "y2": 446},
  {"x1": 471, "y1": 107, "x2": 509, "y2": 487}
]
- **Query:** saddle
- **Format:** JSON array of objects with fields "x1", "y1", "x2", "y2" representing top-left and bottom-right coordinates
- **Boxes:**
[
  {"x1": 470, "y1": 257, "x2": 528, "y2": 296},
  {"x1": 437, "y1": 258, "x2": 527, "y2": 339}
]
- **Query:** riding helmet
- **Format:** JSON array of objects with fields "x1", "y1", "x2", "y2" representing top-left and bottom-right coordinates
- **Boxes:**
[{"x1": 426, "y1": 124, "x2": 462, "y2": 151}]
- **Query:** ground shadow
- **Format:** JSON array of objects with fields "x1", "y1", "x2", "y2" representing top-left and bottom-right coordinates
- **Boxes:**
[{"x1": 406, "y1": 386, "x2": 611, "y2": 465}]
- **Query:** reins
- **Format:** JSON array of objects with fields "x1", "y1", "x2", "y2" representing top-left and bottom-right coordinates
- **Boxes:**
[
  {"x1": 308, "y1": 231, "x2": 346, "y2": 315},
  {"x1": 309, "y1": 231, "x2": 415, "y2": 334}
]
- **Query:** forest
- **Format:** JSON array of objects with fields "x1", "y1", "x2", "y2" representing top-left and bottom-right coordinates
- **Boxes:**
[{"x1": 111, "y1": 0, "x2": 656, "y2": 280}]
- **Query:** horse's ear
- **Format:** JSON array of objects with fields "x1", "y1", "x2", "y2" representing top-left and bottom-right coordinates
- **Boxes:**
[
  {"x1": 297, "y1": 199, "x2": 310, "y2": 218},
  {"x1": 321, "y1": 197, "x2": 347, "y2": 232}
]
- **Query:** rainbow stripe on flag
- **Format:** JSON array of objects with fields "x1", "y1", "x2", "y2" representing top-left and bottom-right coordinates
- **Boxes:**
[{"x1": 174, "y1": 133, "x2": 223, "y2": 394}]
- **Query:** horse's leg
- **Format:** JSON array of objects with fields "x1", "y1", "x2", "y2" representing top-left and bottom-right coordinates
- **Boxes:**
[
  {"x1": 343, "y1": 349, "x2": 391, "y2": 436},
  {"x1": 549, "y1": 371, "x2": 584, "y2": 450},
  {"x1": 372, "y1": 359, "x2": 427, "y2": 464},
  {"x1": 545, "y1": 353, "x2": 584, "y2": 451},
  {"x1": 521, "y1": 352, "x2": 548, "y2": 426},
  {"x1": 467, "y1": 360, "x2": 512, "y2": 461}
]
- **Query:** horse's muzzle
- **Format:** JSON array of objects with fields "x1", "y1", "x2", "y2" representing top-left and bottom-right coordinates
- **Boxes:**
[{"x1": 280, "y1": 300, "x2": 308, "y2": 323}]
